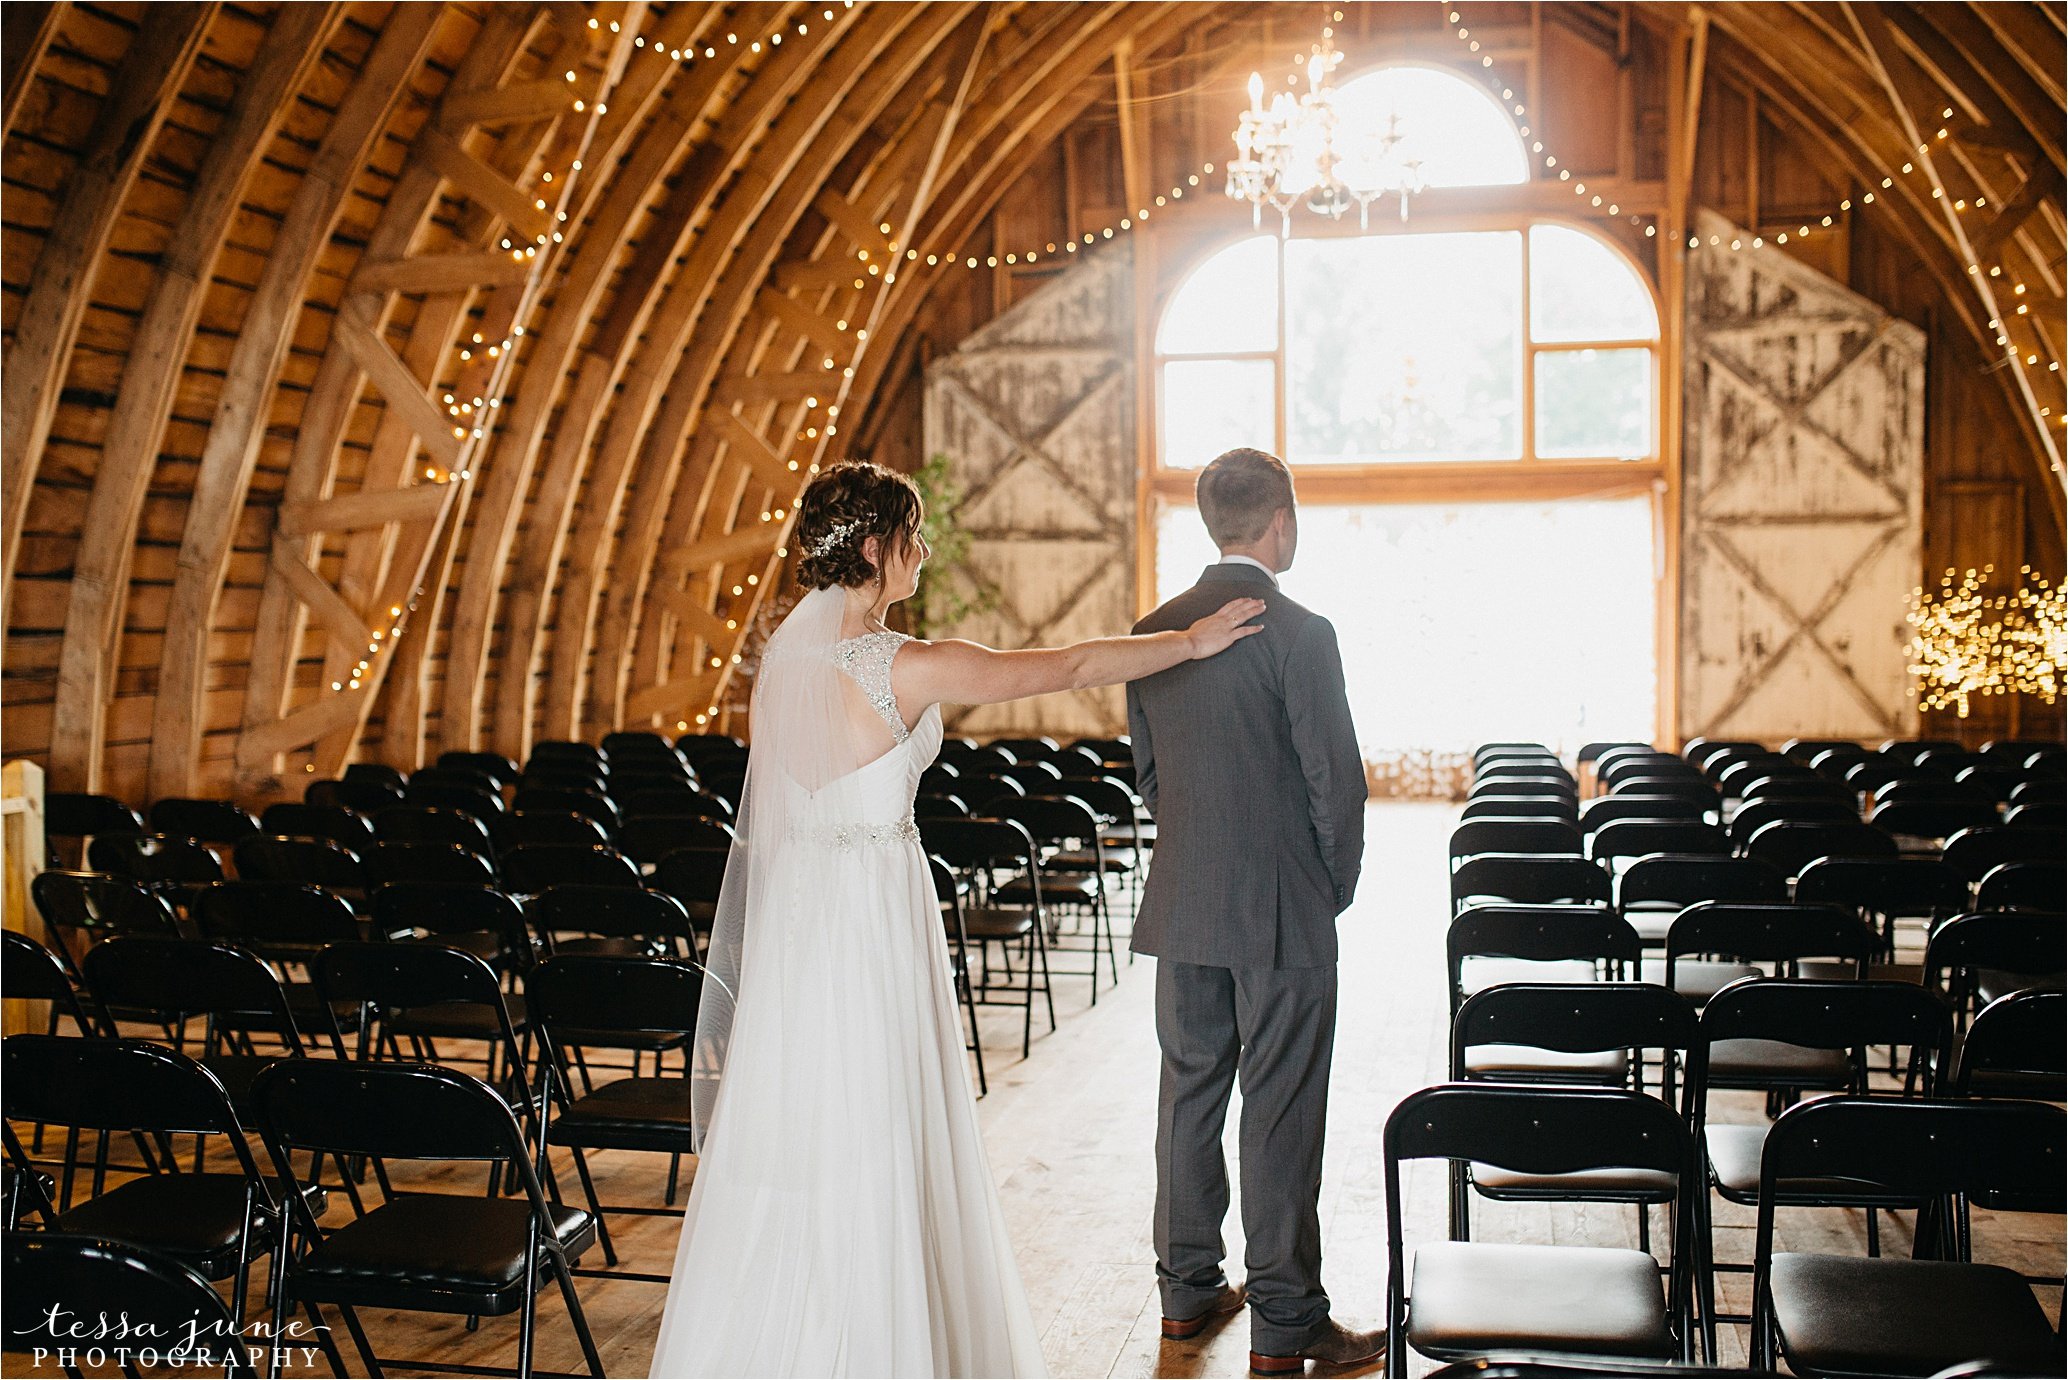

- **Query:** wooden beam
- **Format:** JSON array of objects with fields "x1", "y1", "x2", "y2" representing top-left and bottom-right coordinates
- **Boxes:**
[
  {"x1": 437, "y1": 77, "x2": 579, "y2": 130},
  {"x1": 670, "y1": 524, "x2": 785, "y2": 574},
  {"x1": 754, "y1": 285, "x2": 852, "y2": 356},
  {"x1": 713, "y1": 370, "x2": 840, "y2": 403},
  {"x1": 331, "y1": 300, "x2": 466, "y2": 470},
  {"x1": 46, "y1": 2, "x2": 340, "y2": 794},
  {"x1": 1, "y1": 3, "x2": 214, "y2": 616},
  {"x1": 1843, "y1": 1, "x2": 2063, "y2": 477},
  {"x1": 1969, "y1": 163, "x2": 2065, "y2": 260},
  {"x1": 664, "y1": 588, "x2": 734, "y2": 648},
  {"x1": 239, "y1": 692, "x2": 366, "y2": 764},
  {"x1": 624, "y1": 670, "x2": 722, "y2": 724},
  {"x1": 278, "y1": 483, "x2": 451, "y2": 539},
  {"x1": 420, "y1": 124, "x2": 554, "y2": 242},
  {"x1": 268, "y1": 544, "x2": 374, "y2": 651},
  {"x1": 348, "y1": 250, "x2": 533, "y2": 295},
  {"x1": 146, "y1": 4, "x2": 442, "y2": 801},
  {"x1": 714, "y1": 409, "x2": 802, "y2": 494},
  {"x1": 2, "y1": 2, "x2": 62, "y2": 139},
  {"x1": 1113, "y1": 33, "x2": 1149, "y2": 221}
]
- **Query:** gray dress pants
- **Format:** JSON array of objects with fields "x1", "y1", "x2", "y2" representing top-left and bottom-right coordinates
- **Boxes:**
[{"x1": 1153, "y1": 957, "x2": 1337, "y2": 1354}]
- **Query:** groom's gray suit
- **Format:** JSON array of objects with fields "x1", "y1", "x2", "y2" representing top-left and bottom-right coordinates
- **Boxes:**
[{"x1": 1127, "y1": 560, "x2": 1367, "y2": 1354}]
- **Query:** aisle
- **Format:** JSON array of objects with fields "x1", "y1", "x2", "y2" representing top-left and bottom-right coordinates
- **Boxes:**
[{"x1": 973, "y1": 802, "x2": 1454, "y2": 1379}]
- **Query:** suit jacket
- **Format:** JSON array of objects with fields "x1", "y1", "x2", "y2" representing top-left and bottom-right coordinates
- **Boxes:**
[{"x1": 1126, "y1": 562, "x2": 1367, "y2": 969}]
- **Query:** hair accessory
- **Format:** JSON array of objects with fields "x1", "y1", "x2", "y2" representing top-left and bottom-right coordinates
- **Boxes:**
[{"x1": 805, "y1": 518, "x2": 860, "y2": 560}]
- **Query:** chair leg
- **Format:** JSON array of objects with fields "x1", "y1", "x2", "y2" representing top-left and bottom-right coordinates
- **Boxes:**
[
  {"x1": 567, "y1": 1146, "x2": 618, "y2": 1266},
  {"x1": 1697, "y1": 1192, "x2": 1719, "y2": 1365},
  {"x1": 335, "y1": 1303, "x2": 382, "y2": 1378},
  {"x1": 551, "y1": 1251, "x2": 607, "y2": 1377}
]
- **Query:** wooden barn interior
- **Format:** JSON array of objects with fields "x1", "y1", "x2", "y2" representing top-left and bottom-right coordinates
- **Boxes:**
[{"x1": 1, "y1": 2, "x2": 2063, "y2": 1377}]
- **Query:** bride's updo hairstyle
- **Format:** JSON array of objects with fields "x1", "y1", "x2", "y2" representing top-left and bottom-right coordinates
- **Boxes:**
[{"x1": 793, "y1": 460, "x2": 923, "y2": 590}]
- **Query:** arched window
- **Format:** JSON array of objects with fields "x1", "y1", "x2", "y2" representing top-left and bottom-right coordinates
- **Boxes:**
[
  {"x1": 1156, "y1": 222, "x2": 1659, "y2": 467},
  {"x1": 1148, "y1": 63, "x2": 1666, "y2": 756}
]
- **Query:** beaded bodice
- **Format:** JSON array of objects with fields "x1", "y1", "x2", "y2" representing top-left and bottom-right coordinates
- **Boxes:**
[{"x1": 834, "y1": 631, "x2": 913, "y2": 746}]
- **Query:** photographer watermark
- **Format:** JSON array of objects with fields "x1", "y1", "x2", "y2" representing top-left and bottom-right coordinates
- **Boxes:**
[{"x1": 16, "y1": 1302, "x2": 329, "y2": 1369}]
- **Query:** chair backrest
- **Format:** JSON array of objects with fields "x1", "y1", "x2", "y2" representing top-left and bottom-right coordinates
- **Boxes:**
[
  {"x1": 958, "y1": 774, "x2": 1028, "y2": 810},
  {"x1": 2007, "y1": 776, "x2": 2065, "y2": 805},
  {"x1": 616, "y1": 813, "x2": 736, "y2": 865},
  {"x1": 1941, "y1": 825, "x2": 2066, "y2": 883},
  {"x1": 1952, "y1": 990, "x2": 2067, "y2": 1097},
  {"x1": 3, "y1": 1034, "x2": 245, "y2": 1138},
  {"x1": 313, "y1": 941, "x2": 521, "y2": 1061},
  {"x1": 369, "y1": 881, "x2": 531, "y2": 959},
  {"x1": 1449, "y1": 854, "x2": 1609, "y2": 911},
  {"x1": 533, "y1": 738, "x2": 609, "y2": 767},
  {"x1": 364, "y1": 840, "x2": 498, "y2": 889},
  {"x1": 1446, "y1": 904, "x2": 1640, "y2": 1003},
  {"x1": 1, "y1": 931, "x2": 94, "y2": 1033},
  {"x1": 1587, "y1": 819, "x2": 1728, "y2": 866},
  {"x1": 438, "y1": 750, "x2": 520, "y2": 786},
  {"x1": 1615, "y1": 854, "x2": 1788, "y2": 911},
  {"x1": 2005, "y1": 800, "x2": 2066, "y2": 832},
  {"x1": 1922, "y1": 910, "x2": 2067, "y2": 992},
  {"x1": 29, "y1": 871, "x2": 181, "y2": 964},
  {"x1": 920, "y1": 817, "x2": 1039, "y2": 871},
  {"x1": 1727, "y1": 797, "x2": 1858, "y2": 848},
  {"x1": 1059, "y1": 777, "x2": 1137, "y2": 826},
  {"x1": 43, "y1": 791, "x2": 144, "y2": 840},
  {"x1": 262, "y1": 801, "x2": 377, "y2": 851},
  {"x1": 1578, "y1": 795, "x2": 1704, "y2": 835},
  {"x1": 403, "y1": 781, "x2": 505, "y2": 823},
  {"x1": 996, "y1": 794, "x2": 1100, "y2": 846},
  {"x1": 1, "y1": 1234, "x2": 253, "y2": 1374},
  {"x1": 529, "y1": 954, "x2": 704, "y2": 1040},
  {"x1": 1451, "y1": 982, "x2": 1700, "y2": 1085},
  {"x1": 1976, "y1": 860, "x2": 2068, "y2": 912},
  {"x1": 1875, "y1": 778, "x2": 1994, "y2": 806},
  {"x1": 343, "y1": 761, "x2": 408, "y2": 791},
  {"x1": 513, "y1": 786, "x2": 619, "y2": 829},
  {"x1": 498, "y1": 842, "x2": 641, "y2": 893},
  {"x1": 1754, "y1": 1096, "x2": 2064, "y2": 1222},
  {"x1": 373, "y1": 806, "x2": 493, "y2": 856},
  {"x1": 1665, "y1": 902, "x2": 1878, "y2": 970},
  {"x1": 1743, "y1": 819, "x2": 1897, "y2": 877},
  {"x1": 192, "y1": 880, "x2": 362, "y2": 953},
  {"x1": 620, "y1": 785, "x2": 730, "y2": 820},
  {"x1": 1793, "y1": 856, "x2": 1969, "y2": 918},
  {"x1": 531, "y1": 884, "x2": 694, "y2": 944},
  {"x1": 305, "y1": 776, "x2": 403, "y2": 814},
  {"x1": 231, "y1": 834, "x2": 366, "y2": 892},
  {"x1": 522, "y1": 765, "x2": 612, "y2": 794},
  {"x1": 1465, "y1": 776, "x2": 1575, "y2": 800},
  {"x1": 147, "y1": 797, "x2": 259, "y2": 844},
  {"x1": 651, "y1": 846, "x2": 730, "y2": 913},
  {"x1": 492, "y1": 808, "x2": 611, "y2": 851},
  {"x1": 1867, "y1": 799, "x2": 2001, "y2": 841},
  {"x1": 86, "y1": 833, "x2": 224, "y2": 886},
  {"x1": 409, "y1": 765, "x2": 504, "y2": 796},
  {"x1": 1462, "y1": 795, "x2": 1578, "y2": 822},
  {"x1": 1448, "y1": 818, "x2": 1584, "y2": 865},
  {"x1": 251, "y1": 1058, "x2": 527, "y2": 1163},
  {"x1": 84, "y1": 936, "x2": 305, "y2": 1048},
  {"x1": 1696, "y1": 978, "x2": 1952, "y2": 1088}
]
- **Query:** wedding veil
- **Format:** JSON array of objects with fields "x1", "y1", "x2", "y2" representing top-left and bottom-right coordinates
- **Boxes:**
[{"x1": 690, "y1": 584, "x2": 877, "y2": 1149}]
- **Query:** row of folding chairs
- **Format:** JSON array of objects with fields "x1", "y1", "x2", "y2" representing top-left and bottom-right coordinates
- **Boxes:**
[{"x1": 3, "y1": 931, "x2": 719, "y2": 1375}]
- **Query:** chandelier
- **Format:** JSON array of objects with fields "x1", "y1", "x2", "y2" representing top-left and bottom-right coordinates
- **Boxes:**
[
  {"x1": 1226, "y1": 28, "x2": 1425, "y2": 233},
  {"x1": 1906, "y1": 564, "x2": 2065, "y2": 717}
]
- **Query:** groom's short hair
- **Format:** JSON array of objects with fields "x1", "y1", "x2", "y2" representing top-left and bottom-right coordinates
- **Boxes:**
[{"x1": 1196, "y1": 448, "x2": 1295, "y2": 547}]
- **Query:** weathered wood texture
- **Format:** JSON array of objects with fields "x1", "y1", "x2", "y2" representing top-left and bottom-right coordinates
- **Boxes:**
[
  {"x1": 923, "y1": 242, "x2": 1136, "y2": 739},
  {"x1": 1, "y1": 3, "x2": 2060, "y2": 807},
  {"x1": 1681, "y1": 208, "x2": 1927, "y2": 741}
]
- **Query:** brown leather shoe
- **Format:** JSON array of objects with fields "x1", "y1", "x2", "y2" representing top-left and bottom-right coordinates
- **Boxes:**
[
  {"x1": 1248, "y1": 1320, "x2": 1387, "y2": 1374},
  {"x1": 1160, "y1": 1284, "x2": 1246, "y2": 1340}
]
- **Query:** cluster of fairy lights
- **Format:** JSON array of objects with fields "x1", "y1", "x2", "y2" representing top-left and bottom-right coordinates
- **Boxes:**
[
  {"x1": 1907, "y1": 565, "x2": 2065, "y2": 718},
  {"x1": 1446, "y1": 6, "x2": 2063, "y2": 471}
]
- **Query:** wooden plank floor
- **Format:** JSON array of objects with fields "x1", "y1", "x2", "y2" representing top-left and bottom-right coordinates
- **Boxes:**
[{"x1": 15, "y1": 804, "x2": 2062, "y2": 1377}]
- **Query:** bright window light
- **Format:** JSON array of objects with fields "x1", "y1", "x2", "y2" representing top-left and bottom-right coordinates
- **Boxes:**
[{"x1": 1156, "y1": 498, "x2": 1658, "y2": 754}]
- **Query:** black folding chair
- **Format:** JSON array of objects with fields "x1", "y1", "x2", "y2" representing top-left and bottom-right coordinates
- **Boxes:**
[
  {"x1": 1656, "y1": 901, "x2": 1875, "y2": 1011},
  {"x1": 231, "y1": 835, "x2": 368, "y2": 902},
  {"x1": 149, "y1": 797, "x2": 259, "y2": 846},
  {"x1": 1588, "y1": 821, "x2": 1728, "y2": 872},
  {"x1": 2, "y1": 1036, "x2": 329, "y2": 1331},
  {"x1": 493, "y1": 809, "x2": 611, "y2": 852},
  {"x1": 1749, "y1": 1098, "x2": 2064, "y2": 1375},
  {"x1": 1449, "y1": 819, "x2": 1585, "y2": 868},
  {"x1": 2, "y1": 929, "x2": 97, "y2": 1036},
  {"x1": 1385, "y1": 1084, "x2": 1695, "y2": 1373},
  {"x1": 250, "y1": 1060, "x2": 604, "y2": 1378},
  {"x1": 262, "y1": 800, "x2": 377, "y2": 852},
  {"x1": 500, "y1": 843, "x2": 642, "y2": 894},
  {"x1": 1614, "y1": 855, "x2": 1787, "y2": 949},
  {"x1": 373, "y1": 805, "x2": 495, "y2": 859},
  {"x1": 921, "y1": 817, "x2": 1056, "y2": 1056},
  {"x1": 528, "y1": 956, "x2": 701, "y2": 1280},
  {"x1": 363, "y1": 840, "x2": 498, "y2": 889},
  {"x1": 1976, "y1": 860, "x2": 2068, "y2": 912},
  {"x1": 1451, "y1": 855, "x2": 1609, "y2": 916},
  {"x1": 931, "y1": 854, "x2": 987, "y2": 1096},
  {"x1": 528, "y1": 884, "x2": 697, "y2": 960},
  {"x1": 2, "y1": 1233, "x2": 261, "y2": 1377},
  {"x1": 1949, "y1": 988, "x2": 2067, "y2": 1100},
  {"x1": 1742, "y1": 820, "x2": 1896, "y2": 881},
  {"x1": 1446, "y1": 905, "x2": 1640, "y2": 1023}
]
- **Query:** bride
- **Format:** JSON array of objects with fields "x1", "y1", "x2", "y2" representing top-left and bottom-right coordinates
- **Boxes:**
[{"x1": 648, "y1": 461, "x2": 1264, "y2": 1378}]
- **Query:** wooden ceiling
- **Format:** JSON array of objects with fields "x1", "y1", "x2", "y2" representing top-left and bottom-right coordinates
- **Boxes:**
[{"x1": 2, "y1": 1, "x2": 2061, "y2": 802}]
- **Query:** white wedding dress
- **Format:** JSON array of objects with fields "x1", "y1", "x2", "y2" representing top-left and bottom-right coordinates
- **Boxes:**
[{"x1": 649, "y1": 588, "x2": 1047, "y2": 1378}]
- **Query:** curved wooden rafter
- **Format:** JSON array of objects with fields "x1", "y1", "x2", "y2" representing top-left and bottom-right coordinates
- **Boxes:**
[{"x1": 4, "y1": 2, "x2": 2062, "y2": 798}]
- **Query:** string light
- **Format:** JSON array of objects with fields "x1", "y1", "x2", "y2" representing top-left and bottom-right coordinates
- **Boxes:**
[{"x1": 1908, "y1": 565, "x2": 2064, "y2": 716}]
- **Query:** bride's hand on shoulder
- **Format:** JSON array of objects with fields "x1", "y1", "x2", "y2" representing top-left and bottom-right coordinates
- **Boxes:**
[{"x1": 1185, "y1": 598, "x2": 1268, "y2": 660}]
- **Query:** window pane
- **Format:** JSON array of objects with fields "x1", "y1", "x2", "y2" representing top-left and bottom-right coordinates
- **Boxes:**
[
  {"x1": 1535, "y1": 348, "x2": 1653, "y2": 459},
  {"x1": 1530, "y1": 224, "x2": 1659, "y2": 342},
  {"x1": 1160, "y1": 359, "x2": 1275, "y2": 470},
  {"x1": 1155, "y1": 499, "x2": 1658, "y2": 757},
  {"x1": 1285, "y1": 232, "x2": 1521, "y2": 462},
  {"x1": 1156, "y1": 235, "x2": 1278, "y2": 356},
  {"x1": 1328, "y1": 66, "x2": 1530, "y2": 190}
]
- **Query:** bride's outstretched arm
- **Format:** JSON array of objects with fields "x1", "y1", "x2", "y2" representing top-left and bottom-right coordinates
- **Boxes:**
[{"x1": 895, "y1": 598, "x2": 1265, "y2": 709}]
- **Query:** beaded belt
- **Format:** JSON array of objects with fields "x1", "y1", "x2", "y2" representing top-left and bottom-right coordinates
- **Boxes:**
[{"x1": 790, "y1": 817, "x2": 922, "y2": 851}]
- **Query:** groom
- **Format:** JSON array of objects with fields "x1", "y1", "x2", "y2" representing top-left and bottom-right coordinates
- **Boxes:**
[{"x1": 1126, "y1": 447, "x2": 1379, "y2": 1374}]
